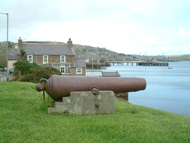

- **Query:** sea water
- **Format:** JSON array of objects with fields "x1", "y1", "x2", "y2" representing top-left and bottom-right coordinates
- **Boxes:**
[{"x1": 99, "y1": 61, "x2": 190, "y2": 117}]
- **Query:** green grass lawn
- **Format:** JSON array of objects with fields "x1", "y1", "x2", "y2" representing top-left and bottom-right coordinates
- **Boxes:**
[{"x1": 0, "y1": 82, "x2": 190, "y2": 142}]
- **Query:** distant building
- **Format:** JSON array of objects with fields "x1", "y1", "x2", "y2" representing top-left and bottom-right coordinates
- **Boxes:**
[
  {"x1": 8, "y1": 49, "x2": 17, "y2": 69},
  {"x1": 17, "y1": 37, "x2": 86, "y2": 76},
  {"x1": 88, "y1": 54, "x2": 100, "y2": 64}
]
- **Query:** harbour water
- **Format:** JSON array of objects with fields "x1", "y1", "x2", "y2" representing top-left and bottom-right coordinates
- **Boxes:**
[{"x1": 96, "y1": 61, "x2": 190, "y2": 117}]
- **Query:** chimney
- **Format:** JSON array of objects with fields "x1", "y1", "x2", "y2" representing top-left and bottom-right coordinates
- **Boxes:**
[
  {"x1": 18, "y1": 37, "x2": 22, "y2": 48},
  {"x1": 18, "y1": 37, "x2": 22, "y2": 55},
  {"x1": 67, "y1": 38, "x2": 72, "y2": 48}
]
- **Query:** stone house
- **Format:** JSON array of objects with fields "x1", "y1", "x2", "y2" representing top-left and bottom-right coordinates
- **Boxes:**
[
  {"x1": 88, "y1": 54, "x2": 100, "y2": 64},
  {"x1": 0, "y1": 44, "x2": 18, "y2": 70},
  {"x1": 77, "y1": 53, "x2": 89, "y2": 62},
  {"x1": 117, "y1": 57, "x2": 125, "y2": 61},
  {"x1": 8, "y1": 49, "x2": 17, "y2": 69},
  {"x1": 18, "y1": 37, "x2": 86, "y2": 76}
]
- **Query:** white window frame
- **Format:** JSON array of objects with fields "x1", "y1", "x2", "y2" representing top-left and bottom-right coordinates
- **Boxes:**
[
  {"x1": 60, "y1": 65, "x2": 70, "y2": 74},
  {"x1": 27, "y1": 55, "x2": 33, "y2": 63},
  {"x1": 43, "y1": 55, "x2": 48, "y2": 64},
  {"x1": 60, "y1": 55, "x2": 66, "y2": 63},
  {"x1": 76, "y1": 67, "x2": 82, "y2": 74},
  {"x1": 60, "y1": 66, "x2": 65, "y2": 74}
]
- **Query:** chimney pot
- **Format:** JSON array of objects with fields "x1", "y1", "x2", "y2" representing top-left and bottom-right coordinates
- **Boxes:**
[
  {"x1": 67, "y1": 38, "x2": 72, "y2": 48},
  {"x1": 18, "y1": 37, "x2": 23, "y2": 55}
]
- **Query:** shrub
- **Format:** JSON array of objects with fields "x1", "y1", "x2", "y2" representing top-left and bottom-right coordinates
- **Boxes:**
[
  {"x1": 21, "y1": 67, "x2": 61, "y2": 83},
  {"x1": 14, "y1": 61, "x2": 61, "y2": 83},
  {"x1": 14, "y1": 61, "x2": 40, "y2": 75}
]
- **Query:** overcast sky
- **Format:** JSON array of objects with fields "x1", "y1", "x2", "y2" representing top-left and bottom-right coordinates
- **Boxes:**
[{"x1": 1, "y1": 0, "x2": 190, "y2": 55}]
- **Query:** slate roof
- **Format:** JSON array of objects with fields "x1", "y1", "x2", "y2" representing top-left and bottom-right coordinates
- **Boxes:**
[
  {"x1": 22, "y1": 44, "x2": 74, "y2": 55},
  {"x1": 78, "y1": 53, "x2": 89, "y2": 58},
  {"x1": 8, "y1": 49, "x2": 17, "y2": 60},
  {"x1": 102, "y1": 71, "x2": 120, "y2": 77},
  {"x1": 71, "y1": 58, "x2": 86, "y2": 67}
]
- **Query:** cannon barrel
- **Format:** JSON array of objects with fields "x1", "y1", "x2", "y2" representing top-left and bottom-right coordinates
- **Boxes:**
[{"x1": 36, "y1": 75, "x2": 146, "y2": 100}]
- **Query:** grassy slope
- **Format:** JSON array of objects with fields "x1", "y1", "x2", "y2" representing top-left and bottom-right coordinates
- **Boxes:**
[{"x1": 0, "y1": 82, "x2": 190, "y2": 142}]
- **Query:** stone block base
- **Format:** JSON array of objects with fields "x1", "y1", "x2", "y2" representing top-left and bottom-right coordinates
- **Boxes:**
[{"x1": 48, "y1": 91, "x2": 115, "y2": 115}]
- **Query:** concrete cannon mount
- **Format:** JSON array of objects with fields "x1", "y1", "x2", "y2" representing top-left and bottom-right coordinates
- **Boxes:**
[{"x1": 48, "y1": 91, "x2": 115, "y2": 115}]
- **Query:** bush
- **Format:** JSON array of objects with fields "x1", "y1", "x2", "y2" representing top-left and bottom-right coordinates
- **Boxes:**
[
  {"x1": 21, "y1": 67, "x2": 61, "y2": 83},
  {"x1": 14, "y1": 61, "x2": 61, "y2": 83},
  {"x1": 14, "y1": 61, "x2": 40, "y2": 75}
]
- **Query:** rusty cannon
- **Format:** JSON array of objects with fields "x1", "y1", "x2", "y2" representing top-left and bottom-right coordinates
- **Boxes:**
[{"x1": 36, "y1": 75, "x2": 146, "y2": 100}]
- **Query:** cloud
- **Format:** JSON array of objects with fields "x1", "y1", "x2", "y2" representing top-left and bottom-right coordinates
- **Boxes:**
[
  {"x1": 1, "y1": 0, "x2": 190, "y2": 55},
  {"x1": 178, "y1": 28, "x2": 186, "y2": 36}
]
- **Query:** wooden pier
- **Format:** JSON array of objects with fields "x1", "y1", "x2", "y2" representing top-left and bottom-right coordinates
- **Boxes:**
[
  {"x1": 107, "y1": 61, "x2": 169, "y2": 66},
  {"x1": 136, "y1": 62, "x2": 168, "y2": 66}
]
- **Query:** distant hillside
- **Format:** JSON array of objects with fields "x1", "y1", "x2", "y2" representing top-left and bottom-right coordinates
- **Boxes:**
[
  {"x1": 136, "y1": 54, "x2": 190, "y2": 61},
  {"x1": 73, "y1": 44, "x2": 128, "y2": 56},
  {"x1": 23, "y1": 41, "x2": 66, "y2": 45},
  {"x1": 72, "y1": 44, "x2": 95, "y2": 50},
  {"x1": 166, "y1": 54, "x2": 190, "y2": 58}
]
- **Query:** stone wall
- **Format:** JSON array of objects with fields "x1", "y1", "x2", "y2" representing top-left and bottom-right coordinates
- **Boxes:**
[
  {"x1": 31, "y1": 55, "x2": 74, "y2": 64},
  {"x1": 33, "y1": 55, "x2": 43, "y2": 64},
  {"x1": 26, "y1": 54, "x2": 85, "y2": 76},
  {"x1": 49, "y1": 55, "x2": 60, "y2": 63},
  {"x1": 70, "y1": 67, "x2": 86, "y2": 76},
  {"x1": 66, "y1": 55, "x2": 74, "y2": 63}
]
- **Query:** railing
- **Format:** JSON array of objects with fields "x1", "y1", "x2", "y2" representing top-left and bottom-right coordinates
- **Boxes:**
[
  {"x1": 0, "y1": 71, "x2": 7, "y2": 82},
  {"x1": 0, "y1": 71, "x2": 15, "y2": 82}
]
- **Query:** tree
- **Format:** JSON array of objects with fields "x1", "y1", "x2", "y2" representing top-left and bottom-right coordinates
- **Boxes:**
[{"x1": 20, "y1": 49, "x2": 26, "y2": 57}]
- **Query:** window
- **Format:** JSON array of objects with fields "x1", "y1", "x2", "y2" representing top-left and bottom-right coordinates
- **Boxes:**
[
  {"x1": 27, "y1": 55, "x2": 33, "y2": 63},
  {"x1": 60, "y1": 67, "x2": 65, "y2": 74},
  {"x1": 43, "y1": 55, "x2": 48, "y2": 64},
  {"x1": 76, "y1": 67, "x2": 82, "y2": 74},
  {"x1": 60, "y1": 65, "x2": 70, "y2": 74},
  {"x1": 60, "y1": 55, "x2": 65, "y2": 63}
]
